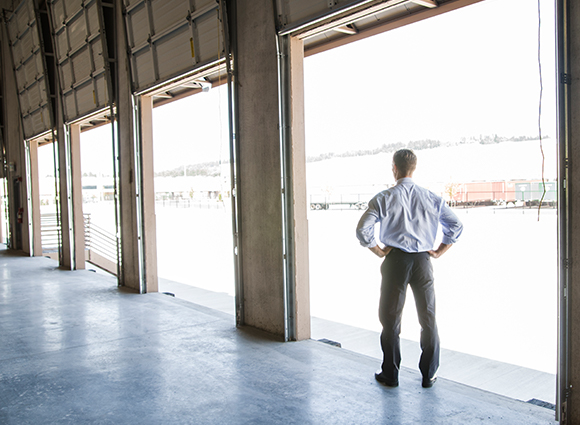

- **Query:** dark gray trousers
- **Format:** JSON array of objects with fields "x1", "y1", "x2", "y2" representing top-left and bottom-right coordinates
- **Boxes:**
[{"x1": 379, "y1": 249, "x2": 440, "y2": 382}]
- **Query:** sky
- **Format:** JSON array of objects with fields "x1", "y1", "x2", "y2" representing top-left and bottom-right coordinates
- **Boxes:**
[
  {"x1": 151, "y1": 88, "x2": 229, "y2": 171},
  {"x1": 304, "y1": 0, "x2": 556, "y2": 156},
  {"x1": 69, "y1": 0, "x2": 557, "y2": 174}
]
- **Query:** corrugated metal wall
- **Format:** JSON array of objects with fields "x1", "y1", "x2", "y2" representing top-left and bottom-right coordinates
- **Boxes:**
[
  {"x1": 4, "y1": 0, "x2": 225, "y2": 134},
  {"x1": 48, "y1": 0, "x2": 111, "y2": 123},
  {"x1": 123, "y1": 0, "x2": 222, "y2": 93},
  {"x1": 5, "y1": 0, "x2": 53, "y2": 139}
]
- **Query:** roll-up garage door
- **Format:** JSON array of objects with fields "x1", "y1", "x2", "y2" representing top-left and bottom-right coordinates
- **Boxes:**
[
  {"x1": 5, "y1": 0, "x2": 53, "y2": 140},
  {"x1": 48, "y1": 0, "x2": 112, "y2": 123},
  {"x1": 279, "y1": 0, "x2": 376, "y2": 33},
  {"x1": 123, "y1": 0, "x2": 223, "y2": 94},
  {"x1": 277, "y1": 0, "x2": 471, "y2": 53}
]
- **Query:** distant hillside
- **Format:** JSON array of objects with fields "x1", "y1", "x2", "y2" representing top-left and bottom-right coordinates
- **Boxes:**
[
  {"x1": 156, "y1": 161, "x2": 221, "y2": 178},
  {"x1": 153, "y1": 136, "x2": 557, "y2": 196},
  {"x1": 306, "y1": 138, "x2": 557, "y2": 192},
  {"x1": 306, "y1": 135, "x2": 547, "y2": 164}
]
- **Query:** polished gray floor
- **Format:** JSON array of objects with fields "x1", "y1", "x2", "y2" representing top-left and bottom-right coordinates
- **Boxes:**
[
  {"x1": 159, "y1": 278, "x2": 557, "y2": 404},
  {"x1": 1, "y1": 248, "x2": 557, "y2": 424}
]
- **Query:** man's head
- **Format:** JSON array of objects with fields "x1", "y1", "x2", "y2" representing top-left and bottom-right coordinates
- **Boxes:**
[{"x1": 392, "y1": 149, "x2": 417, "y2": 179}]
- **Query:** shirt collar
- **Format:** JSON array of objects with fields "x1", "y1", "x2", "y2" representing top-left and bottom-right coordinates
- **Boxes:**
[{"x1": 396, "y1": 177, "x2": 414, "y2": 185}]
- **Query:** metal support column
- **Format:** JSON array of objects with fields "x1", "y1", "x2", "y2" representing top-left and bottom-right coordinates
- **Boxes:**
[
  {"x1": 221, "y1": 0, "x2": 244, "y2": 326},
  {"x1": 557, "y1": 0, "x2": 570, "y2": 422},
  {"x1": 70, "y1": 124, "x2": 85, "y2": 269},
  {"x1": 277, "y1": 34, "x2": 310, "y2": 342},
  {"x1": 27, "y1": 139, "x2": 42, "y2": 256}
]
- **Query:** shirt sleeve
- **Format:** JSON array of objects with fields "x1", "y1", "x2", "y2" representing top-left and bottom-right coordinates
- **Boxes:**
[
  {"x1": 356, "y1": 197, "x2": 380, "y2": 248},
  {"x1": 439, "y1": 201, "x2": 463, "y2": 244}
]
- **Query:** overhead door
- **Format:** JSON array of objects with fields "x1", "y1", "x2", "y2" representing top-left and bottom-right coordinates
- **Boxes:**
[
  {"x1": 277, "y1": 0, "x2": 477, "y2": 53},
  {"x1": 123, "y1": 0, "x2": 223, "y2": 93},
  {"x1": 278, "y1": 0, "x2": 440, "y2": 36},
  {"x1": 5, "y1": 0, "x2": 53, "y2": 140},
  {"x1": 48, "y1": 0, "x2": 113, "y2": 123}
]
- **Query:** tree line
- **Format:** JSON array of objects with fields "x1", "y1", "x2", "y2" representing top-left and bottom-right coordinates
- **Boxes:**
[
  {"x1": 155, "y1": 161, "x2": 222, "y2": 178},
  {"x1": 154, "y1": 134, "x2": 546, "y2": 174},
  {"x1": 306, "y1": 134, "x2": 547, "y2": 163}
]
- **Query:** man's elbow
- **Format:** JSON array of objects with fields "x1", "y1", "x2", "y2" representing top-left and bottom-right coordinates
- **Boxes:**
[
  {"x1": 442, "y1": 225, "x2": 462, "y2": 244},
  {"x1": 454, "y1": 223, "x2": 464, "y2": 239},
  {"x1": 355, "y1": 228, "x2": 365, "y2": 244},
  {"x1": 356, "y1": 230, "x2": 373, "y2": 248}
]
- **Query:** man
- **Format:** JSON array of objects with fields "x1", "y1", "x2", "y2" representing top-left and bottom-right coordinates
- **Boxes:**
[{"x1": 356, "y1": 149, "x2": 463, "y2": 388}]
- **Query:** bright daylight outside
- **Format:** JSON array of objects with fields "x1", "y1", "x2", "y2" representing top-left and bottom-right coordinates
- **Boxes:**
[
  {"x1": 76, "y1": 85, "x2": 233, "y2": 299},
  {"x1": 81, "y1": 126, "x2": 117, "y2": 272},
  {"x1": 305, "y1": 0, "x2": 557, "y2": 405},
  {"x1": 152, "y1": 87, "x2": 233, "y2": 305},
  {"x1": 34, "y1": 0, "x2": 558, "y2": 406}
]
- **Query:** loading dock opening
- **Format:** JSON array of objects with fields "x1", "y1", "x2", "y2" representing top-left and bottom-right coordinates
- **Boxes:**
[
  {"x1": 152, "y1": 87, "x2": 235, "y2": 312},
  {"x1": 303, "y1": 0, "x2": 557, "y2": 404}
]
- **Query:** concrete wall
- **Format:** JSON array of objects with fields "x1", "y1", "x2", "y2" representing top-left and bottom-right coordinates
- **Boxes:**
[
  {"x1": 116, "y1": 0, "x2": 141, "y2": 291},
  {"x1": 236, "y1": 0, "x2": 286, "y2": 336},
  {"x1": 112, "y1": 2, "x2": 158, "y2": 293},
  {"x1": 235, "y1": 0, "x2": 311, "y2": 340}
]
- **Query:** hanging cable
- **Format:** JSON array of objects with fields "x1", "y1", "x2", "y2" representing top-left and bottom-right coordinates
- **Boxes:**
[
  {"x1": 217, "y1": 6, "x2": 226, "y2": 210},
  {"x1": 537, "y1": 0, "x2": 546, "y2": 221}
]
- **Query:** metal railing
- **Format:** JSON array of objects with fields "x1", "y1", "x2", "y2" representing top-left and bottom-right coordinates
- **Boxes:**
[
  {"x1": 83, "y1": 214, "x2": 118, "y2": 265},
  {"x1": 40, "y1": 213, "x2": 118, "y2": 270},
  {"x1": 40, "y1": 213, "x2": 61, "y2": 252}
]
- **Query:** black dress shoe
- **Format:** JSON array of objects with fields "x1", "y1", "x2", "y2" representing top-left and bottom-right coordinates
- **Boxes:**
[
  {"x1": 375, "y1": 370, "x2": 398, "y2": 387},
  {"x1": 422, "y1": 375, "x2": 437, "y2": 388}
]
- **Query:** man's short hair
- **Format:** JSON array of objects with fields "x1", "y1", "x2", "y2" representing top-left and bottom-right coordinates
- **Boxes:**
[{"x1": 393, "y1": 149, "x2": 417, "y2": 176}]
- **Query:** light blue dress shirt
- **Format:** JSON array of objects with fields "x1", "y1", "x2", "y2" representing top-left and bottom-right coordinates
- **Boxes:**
[{"x1": 356, "y1": 178, "x2": 463, "y2": 253}]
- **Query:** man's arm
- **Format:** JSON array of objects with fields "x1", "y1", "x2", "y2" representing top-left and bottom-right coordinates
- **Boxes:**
[
  {"x1": 356, "y1": 198, "x2": 379, "y2": 247},
  {"x1": 369, "y1": 245, "x2": 393, "y2": 258},
  {"x1": 439, "y1": 202, "x2": 463, "y2": 245},
  {"x1": 432, "y1": 201, "x2": 462, "y2": 260},
  {"x1": 428, "y1": 243, "x2": 452, "y2": 259}
]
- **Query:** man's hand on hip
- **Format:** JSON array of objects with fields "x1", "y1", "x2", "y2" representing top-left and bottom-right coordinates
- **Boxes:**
[
  {"x1": 428, "y1": 243, "x2": 452, "y2": 259},
  {"x1": 369, "y1": 245, "x2": 393, "y2": 258}
]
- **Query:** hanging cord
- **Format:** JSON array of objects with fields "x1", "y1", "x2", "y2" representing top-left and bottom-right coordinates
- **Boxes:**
[
  {"x1": 216, "y1": 7, "x2": 226, "y2": 210},
  {"x1": 537, "y1": 0, "x2": 546, "y2": 221}
]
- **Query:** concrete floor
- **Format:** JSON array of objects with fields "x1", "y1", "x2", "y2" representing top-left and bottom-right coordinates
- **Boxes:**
[
  {"x1": 1, "y1": 247, "x2": 557, "y2": 424},
  {"x1": 159, "y1": 278, "x2": 557, "y2": 405}
]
